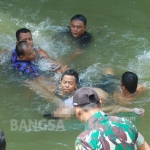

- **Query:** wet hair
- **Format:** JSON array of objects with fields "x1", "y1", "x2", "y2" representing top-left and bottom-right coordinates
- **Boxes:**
[
  {"x1": 0, "y1": 130, "x2": 6, "y2": 150},
  {"x1": 16, "y1": 28, "x2": 31, "y2": 41},
  {"x1": 16, "y1": 41, "x2": 29, "y2": 57},
  {"x1": 71, "y1": 14, "x2": 87, "y2": 26},
  {"x1": 61, "y1": 69, "x2": 79, "y2": 83},
  {"x1": 122, "y1": 71, "x2": 138, "y2": 93}
]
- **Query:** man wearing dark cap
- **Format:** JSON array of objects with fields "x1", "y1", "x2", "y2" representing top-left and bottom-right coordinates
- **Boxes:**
[{"x1": 73, "y1": 87, "x2": 150, "y2": 150}]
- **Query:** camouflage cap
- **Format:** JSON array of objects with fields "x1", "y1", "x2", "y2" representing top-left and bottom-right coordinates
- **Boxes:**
[{"x1": 73, "y1": 87, "x2": 100, "y2": 106}]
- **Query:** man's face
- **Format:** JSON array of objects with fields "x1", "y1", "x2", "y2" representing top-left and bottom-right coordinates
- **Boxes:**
[
  {"x1": 70, "y1": 20, "x2": 86, "y2": 38},
  {"x1": 61, "y1": 75, "x2": 78, "y2": 94},
  {"x1": 17, "y1": 32, "x2": 33, "y2": 48},
  {"x1": 21, "y1": 45, "x2": 36, "y2": 61}
]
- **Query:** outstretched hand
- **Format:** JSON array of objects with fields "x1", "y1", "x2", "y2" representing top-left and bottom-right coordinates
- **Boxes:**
[
  {"x1": 37, "y1": 47, "x2": 69, "y2": 73},
  {"x1": 56, "y1": 65, "x2": 69, "y2": 74},
  {"x1": 133, "y1": 108, "x2": 145, "y2": 116}
]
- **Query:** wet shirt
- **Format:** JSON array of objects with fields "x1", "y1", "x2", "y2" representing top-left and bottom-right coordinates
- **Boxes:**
[
  {"x1": 11, "y1": 49, "x2": 41, "y2": 78},
  {"x1": 61, "y1": 27, "x2": 92, "y2": 49},
  {"x1": 64, "y1": 97, "x2": 74, "y2": 108},
  {"x1": 75, "y1": 111, "x2": 144, "y2": 150}
]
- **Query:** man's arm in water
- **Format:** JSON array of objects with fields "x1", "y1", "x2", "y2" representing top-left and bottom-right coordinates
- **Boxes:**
[
  {"x1": 63, "y1": 48, "x2": 82, "y2": 64},
  {"x1": 48, "y1": 103, "x2": 145, "y2": 119},
  {"x1": 137, "y1": 84, "x2": 147, "y2": 94},
  {"x1": 101, "y1": 105, "x2": 145, "y2": 116},
  {"x1": 45, "y1": 104, "x2": 145, "y2": 120},
  {"x1": 92, "y1": 88, "x2": 145, "y2": 116},
  {"x1": 37, "y1": 48, "x2": 69, "y2": 73},
  {"x1": 24, "y1": 76, "x2": 63, "y2": 105}
]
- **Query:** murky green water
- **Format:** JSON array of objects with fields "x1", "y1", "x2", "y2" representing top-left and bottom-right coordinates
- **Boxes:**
[{"x1": 0, "y1": 0, "x2": 150, "y2": 149}]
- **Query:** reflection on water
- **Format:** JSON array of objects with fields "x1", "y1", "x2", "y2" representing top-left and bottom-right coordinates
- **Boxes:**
[{"x1": 0, "y1": 0, "x2": 150, "y2": 149}]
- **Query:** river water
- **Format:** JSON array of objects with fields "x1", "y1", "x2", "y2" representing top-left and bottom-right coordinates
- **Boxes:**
[{"x1": 0, "y1": 0, "x2": 150, "y2": 149}]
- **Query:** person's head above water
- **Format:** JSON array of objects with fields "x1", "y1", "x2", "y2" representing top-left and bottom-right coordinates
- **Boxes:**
[
  {"x1": 61, "y1": 69, "x2": 79, "y2": 94},
  {"x1": 16, "y1": 41, "x2": 35, "y2": 61},
  {"x1": 0, "y1": 130, "x2": 6, "y2": 150},
  {"x1": 121, "y1": 71, "x2": 138, "y2": 94},
  {"x1": 73, "y1": 87, "x2": 102, "y2": 123},
  {"x1": 16, "y1": 28, "x2": 33, "y2": 48},
  {"x1": 70, "y1": 14, "x2": 87, "y2": 38}
]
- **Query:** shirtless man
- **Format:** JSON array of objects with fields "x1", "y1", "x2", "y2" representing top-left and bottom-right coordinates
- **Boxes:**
[
  {"x1": 99, "y1": 69, "x2": 146, "y2": 115},
  {"x1": 114, "y1": 71, "x2": 146, "y2": 105}
]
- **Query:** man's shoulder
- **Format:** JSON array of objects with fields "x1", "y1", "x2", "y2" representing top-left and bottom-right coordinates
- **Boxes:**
[
  {"x1": 108, "y1": 115, "x2": 138, "y2": 139},
  {"x1": 11, "y1": 49, "x2": 18, "y2": 63},
  {"x1": 108, "y1": 115, "x2": 136, "y2": 127},
  {"x1": 12, "y1": 49, "x2": 16, "y2": 53},
  {"x1": 87, "y1": 114, "x2": 137, "y2": 138},
  {"x1": 81, "y1": 31, "x2": 92, "y2": 38},
  {"x1": 77, "y1": 31, "x2": 92, "y2": 48},
  {"x1": 75, "y1": 116, "x2": 138, "y2": 149},
  {"x1": 13, "y1": 60, "x2": 31, "y2": 67},
  {"x1": 137, "y1": 84, "x2": 147, "y2": 93},
  {"x1": 14, "y1": 60, "x2": 40, "y2": 78}
]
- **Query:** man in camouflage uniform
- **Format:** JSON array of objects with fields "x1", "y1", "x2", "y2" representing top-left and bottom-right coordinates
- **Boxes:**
[{"x1": 73, "y1": 87, "x2": 150, "y2": 150}]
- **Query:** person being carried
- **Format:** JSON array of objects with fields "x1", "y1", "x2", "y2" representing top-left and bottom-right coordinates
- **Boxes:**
[
  {"x1": 43, "y1": 69, "x2": 145, "y2": 119},
  {"x1": 43, "y1": 69, "x2": 79, "y2": 118},
  {"x1": 12, "y1": 41, "x2": 65, "y2": 104},
  {"x1": 73, "y1": 87, "x2": 150, "y2": 150},
  {"x1": 11, "y1": 28, "x2": 67, "y2": 73}
]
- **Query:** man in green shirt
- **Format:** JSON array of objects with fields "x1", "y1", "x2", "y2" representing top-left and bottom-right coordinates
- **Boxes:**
[{"x1": 73, "y1": 87, "x2": 149, "y2": 150}]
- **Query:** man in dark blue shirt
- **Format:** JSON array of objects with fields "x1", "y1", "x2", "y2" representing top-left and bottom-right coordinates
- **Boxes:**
[
  {"x1": 11, "y1": 28, "x2": 67, "y2": 76},
  {"x1": 12, "y1": 41, "x2": 41, "y2": 78}
]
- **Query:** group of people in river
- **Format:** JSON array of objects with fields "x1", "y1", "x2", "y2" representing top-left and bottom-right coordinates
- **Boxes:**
[{"x1": 0, "y1": 14, "x2": 149, "y2": 150}]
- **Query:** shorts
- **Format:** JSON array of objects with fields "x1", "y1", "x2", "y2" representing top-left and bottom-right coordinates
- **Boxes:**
[{"x1": 94, "y1": 74, "x2": 118, "y2": 94}]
